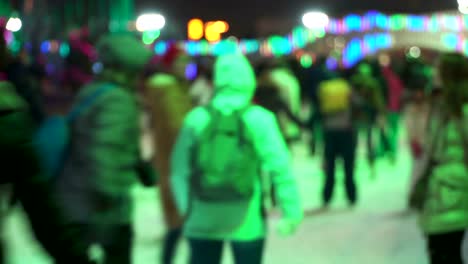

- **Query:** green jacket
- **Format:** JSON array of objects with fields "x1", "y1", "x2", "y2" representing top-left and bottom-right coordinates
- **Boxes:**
[
  {"x1": 57, "y1": 82, "x2": 140, "y2": 225},
  {"x1": 170, "y1": 55, "x2": 302, "y2": 241},
  {"x1": 420, "y1": 104, "x2": 468, "y2": 234}
]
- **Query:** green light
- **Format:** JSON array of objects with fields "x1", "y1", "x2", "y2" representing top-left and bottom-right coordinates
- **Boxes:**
[
  {"x1": 269, "y1": 35, "x2": 291, "y2": 57},
  {"x1": 59, "y1": 43, "x2": 70, "y2": 57},
  {"x1": 300, "y1": 54, "x2": 313, "y2": 68},
  {"x1": 200, "y1": 40, "x2": 210, "y2": 55},
  {"x1": 314, "y1": 29, "x2": 326, "y2": 38},
  {"x1": 142, "y1": 30, "x2": 161, "y2": 45},
  {"x1": 429, "y1": 15, "x2": 440, "y2": 32},
  {"x1": 389, "y1": 15, "x2": 406, "y2": 31},
  {"x1": 8, "y1": 40, "x2": 21, "y2": 54},
  {"x1": 292, "y1": 27, "x2": 307, "y2": 48}
]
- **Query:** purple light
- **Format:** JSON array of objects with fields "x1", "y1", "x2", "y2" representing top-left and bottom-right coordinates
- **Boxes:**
[
  {"x1": 4, "y1": 30, "x2": 13, "y2": 44},
  {"x1": 185, "y1": 63, "x2": 198, "y2": 81},
  {"x1": 326, "y1": 57, "x2": 338, "y2": 70},
  {"x1": 46, "y1": 63, "x2": 55, "y2": 75}
]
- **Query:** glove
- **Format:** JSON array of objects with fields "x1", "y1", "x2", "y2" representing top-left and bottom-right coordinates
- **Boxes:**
[
  {"x1": 88, "y1": 243, "x2": 105, "y2": 264},
  {"x1": 276, "y1": 218, "x2": 300, "y2": 237}
]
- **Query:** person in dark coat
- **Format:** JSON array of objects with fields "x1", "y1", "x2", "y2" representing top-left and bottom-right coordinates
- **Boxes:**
[{"x1": 0, "y1": 80, "x2": 93, "y2": 264}]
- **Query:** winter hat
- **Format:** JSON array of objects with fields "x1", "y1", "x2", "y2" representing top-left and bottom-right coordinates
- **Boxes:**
[
  {"x1": 97, "y1": 34, "x2": 152, "y2": 73},
  {"x1": 161, "y1": 43, "x2": 184, "y2": 68},
  {"x1": 68, "y1": 28, "x2": 97, "y2": 62}
]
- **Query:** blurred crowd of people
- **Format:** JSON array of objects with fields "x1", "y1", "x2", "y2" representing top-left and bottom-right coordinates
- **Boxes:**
[{"x1": 1, "y1": 21, "x2": 468, "y2": 264}]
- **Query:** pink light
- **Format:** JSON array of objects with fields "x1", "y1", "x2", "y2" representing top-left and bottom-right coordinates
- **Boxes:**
[{"x1": 4, "y1": 30, "x2": 13, "y2": 45}]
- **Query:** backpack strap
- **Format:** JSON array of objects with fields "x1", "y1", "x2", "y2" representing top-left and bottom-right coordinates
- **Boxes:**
[
  {"x1": 234, "y1": 104, "x2": 252, "y2": 146},
  {"x1": 454, "y1": 116, "x2": 468, "y2": 166},
  {"x1": 67, "y1": 83, "x2": 116, "y2": 122}
]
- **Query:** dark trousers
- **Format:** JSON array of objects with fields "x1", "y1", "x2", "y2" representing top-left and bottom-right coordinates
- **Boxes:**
[
  {"x1": 68, "y1": 223, "x2": 132, "y2": 264},
  {"x1": 385, "y1": 112, "x2": 399, "y2": 158},
  {"x1": 0, "y1": 240, "x2": 3, "y2": 264},
  {"x1": 162, "y1": 228, "x2": 182, "y2": 264},
  {"x1": 366, "y1": 125, "x2": 392, "y2": 166},
  {"x1": 323, "y1": 129, "x2": 357, "y2": 205},
  {"x1": 189, "y1": 238, "x2": 265, "y2": 264},
  {"x1": 308, "y1": 111, "x2": 322, "y2": 155},
  {"x1": 366, "y1": 126, "x2": 377, "y2": 166},
  {"x1": 427, "y1": 230, "x2": 465, "y2": 264}
]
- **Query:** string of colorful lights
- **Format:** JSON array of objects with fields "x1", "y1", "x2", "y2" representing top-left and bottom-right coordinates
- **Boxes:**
[{"x1": 8, "y1": 11, "x2": 468, "y2": 68}]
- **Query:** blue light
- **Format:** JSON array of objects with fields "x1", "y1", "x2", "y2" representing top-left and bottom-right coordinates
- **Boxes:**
[
  {"x1": 245, "y1": 40, "x2": 260, "y2": 53},
  {"x1": 375, "y1": 13, "x2": 389, "y2": 30},
  {"x1": 292, "y1": 27, "x2": 307, "y2": 48},
  {"x1": 328, "y1": 20, "x2": 339, "y2": 34},
  {"x1": 344, "y1": 15, "x2": 363, "y2": 32},
  {"x1": 92, "y1": 62, "x2": 103, "y2": 74},
  {"x1": 407, "y1": 16, "x2": 425, "y2": 31},
  {"x1": 154, "y1": 42, "x2": 168, "y2": 55},
  {"x1": 376, "y1": 34, "x2": 392, "y2": 48},
  {"x1": 41, "y1": 41, "x2": 50, "y2": 54},
  {"x1": 364, "y1": 35, "x2": 377, "y2": 53},
  {"x1": 185, "y1": 63, "x2": 198, "y2": 80},
  {"x1": 326, "y1": 57, "x2": 338, "y2": 70},
  {"x1": 186, "y1": 41, "x2": 199, "y2": 56},
  {"x1": 443, "y1": 15, "x2": 459, "y2": 31},
  {"x1": 211, "y1": 41, "x2": 223, "y2": 56},
  {"x1": 343, "y1": 38, "x2": 363, "y2": 68},
  {"x1": 442, "y1": 33, "x2": 459, "y2": 50}
]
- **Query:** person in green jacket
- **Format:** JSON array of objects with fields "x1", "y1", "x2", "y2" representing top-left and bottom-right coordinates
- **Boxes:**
[
  {"x1": 170, "y1": 54, "x2": 303, "y2": 264},
  {"x1": 56, "y1": 34, "x2": 152, "y2": 264},
  {"x1": 412, "y1": 52, "x2": 468, "y2": 263}
]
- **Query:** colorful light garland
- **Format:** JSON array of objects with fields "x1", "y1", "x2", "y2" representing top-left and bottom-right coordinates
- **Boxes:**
[{"x1": 24, "y1": 11, "x2": 468, "y2": 68}]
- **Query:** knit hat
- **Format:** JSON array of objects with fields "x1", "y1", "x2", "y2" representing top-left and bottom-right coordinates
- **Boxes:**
[
  {"x1": 97, "y1": 34, "x2": 152, "y2": 72},
  {"x1": 161, "y1": 43, "x2": 184, "y2": 68}
]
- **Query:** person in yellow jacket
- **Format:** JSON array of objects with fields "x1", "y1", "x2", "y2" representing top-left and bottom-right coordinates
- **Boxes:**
[
  {"x1": 318, "y1": 74, "x2": 359, "y2": 207},
  {"x1": 144, "y1": 45, "x2": 193, "y2": 264}
]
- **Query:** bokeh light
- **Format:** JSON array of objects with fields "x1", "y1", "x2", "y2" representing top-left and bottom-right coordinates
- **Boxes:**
[
  {"x1": 59, "y1": 43, "x2": 70, "y2": 57},
  {"x1": 185, "y1": 63, "x2": 198, "y2": 80},
  {"x1": 142, "y1": 30, "x2": 161, "y2": 45},
  {"x1": 205, "y1": 21, "x2": 229, "y2": 42},
  {"x1": 6, "y1": 17, "x2": 22, "y2": 32},
  {"x1": 302, "y1": 11, "x2": 329, "y2": 30},
  {"x1": 300, "y1": 54, "x2": 313, "y2": 68},
  {"x1": 188, "y1": 18, "x2": 204, "y2": 40},
  {"x1": 136, "y1": 13, "x2": 165, "y2": 32}
]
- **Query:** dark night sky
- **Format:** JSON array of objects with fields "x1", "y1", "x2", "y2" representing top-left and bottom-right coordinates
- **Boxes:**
[{"x1": 136, "y1": 0, "x2": 457, "y2": 37}]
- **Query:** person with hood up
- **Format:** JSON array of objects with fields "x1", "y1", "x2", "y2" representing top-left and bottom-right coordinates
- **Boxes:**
[
  {"x1": 170, "y1": 54, "x2": 303, "y2": 264},
  {"x1": 55, "y1": 34, "x2": 152, "y2": 264}
]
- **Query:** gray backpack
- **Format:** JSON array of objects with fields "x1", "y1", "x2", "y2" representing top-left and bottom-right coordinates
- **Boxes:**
[{"x1": 191, "y1": 104, "x2": 259, "y2": 202}]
